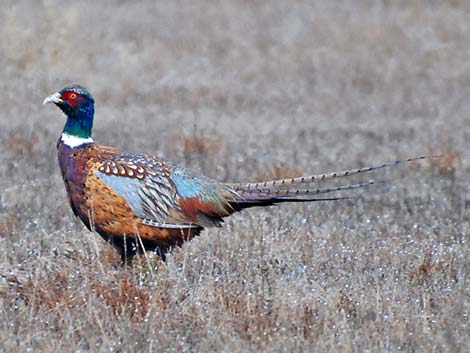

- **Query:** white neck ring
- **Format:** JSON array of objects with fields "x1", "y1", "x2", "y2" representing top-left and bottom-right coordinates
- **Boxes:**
[{"x1": 61, "y1": 133, "x2": 94, "y2": 148}]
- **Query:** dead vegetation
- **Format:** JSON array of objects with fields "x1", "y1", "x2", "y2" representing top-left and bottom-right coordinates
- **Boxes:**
[
  {"x1": 256, "y1": 163, "x2": 302, "y2": 182},
  {"x1": 427, "y1": 145, "x2": 461, "y2": 177},
  {"x1": 1, "y1": 1, "x2": 469, "y2": 352}
]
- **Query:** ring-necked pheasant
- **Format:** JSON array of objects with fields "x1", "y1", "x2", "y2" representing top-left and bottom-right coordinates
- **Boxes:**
[{"x1": 44, "y1": 85, "x2": 428, "y2": 263}]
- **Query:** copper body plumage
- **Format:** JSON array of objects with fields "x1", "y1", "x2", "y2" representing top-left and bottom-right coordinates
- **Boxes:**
[{"x1": 44, "y1": 85, "x2": 428, "y2": 263}]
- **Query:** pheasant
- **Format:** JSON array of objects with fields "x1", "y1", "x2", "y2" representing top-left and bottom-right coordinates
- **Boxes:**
[{"x1": 43, "y1": 85, "x2": 427, "y2": 263}]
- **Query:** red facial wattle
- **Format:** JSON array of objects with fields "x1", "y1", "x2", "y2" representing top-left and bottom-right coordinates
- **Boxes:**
[{"x1": 61, "y1": 91, "x2": 82, "y2": 106}]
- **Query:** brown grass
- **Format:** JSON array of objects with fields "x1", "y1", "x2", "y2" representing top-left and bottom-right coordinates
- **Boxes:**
[
  {"x1": 256, "y1": 163, "x2": 302, "y2": 181},
  {"x1": 182, "y1": 135, "x2": 222, "y2": 158},
  {"x1": 1, "y1": 1, "x2": 469, "y2": 352},
  {"x1": 4, "y1": 132, "x2": 38, "y2": 156},
  {"x1": 427, "y1": 145, "x2": 460, "y2": 177},
  {"x1": 0, "y1": 216, "x2": 14, "y2": 237}
]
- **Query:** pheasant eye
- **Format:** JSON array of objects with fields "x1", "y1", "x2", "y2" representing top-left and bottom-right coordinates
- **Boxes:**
[{"x1": 69, "y1": 93, "x2": 77, "y2": 99}]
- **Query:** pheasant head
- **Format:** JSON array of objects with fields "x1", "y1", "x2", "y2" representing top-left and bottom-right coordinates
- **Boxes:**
[{"x1": 43, "y1": 85, "x2": 95, "y2": 142}]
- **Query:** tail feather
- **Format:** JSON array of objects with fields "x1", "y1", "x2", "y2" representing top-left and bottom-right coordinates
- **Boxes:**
[
  {"x1": 228, "y1": 196, "x2": 349, "y2": 211},
  {"x1": 230, "y1": 180, "x2": 376, "y2": 211},
  {"x1": 228, "y1": 155, "x2": 433, "y2": 192},
  {"x1": 237, "y1": 180, "x2": 376, "y2": 199},
  {"x1": 227, "y1": 155, "x2": 437, "y2": 211}
]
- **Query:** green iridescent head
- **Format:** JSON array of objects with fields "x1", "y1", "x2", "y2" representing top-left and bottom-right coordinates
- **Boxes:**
[{"x1": 43, "y1": 84, "x2": 95, "y2": 139}]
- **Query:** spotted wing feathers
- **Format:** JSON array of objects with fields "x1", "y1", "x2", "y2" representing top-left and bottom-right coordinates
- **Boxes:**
[
  {"x1": 92, "y1": 153, "x2": 233, "y2": 229},
  {"x1": 97, "y1": 155, "x2": 149, "y2": 179}
]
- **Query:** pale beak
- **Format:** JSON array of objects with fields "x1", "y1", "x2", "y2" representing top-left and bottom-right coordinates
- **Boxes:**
[{"x1": 43, "y1": 92, "x2": 63, "y2": 105}]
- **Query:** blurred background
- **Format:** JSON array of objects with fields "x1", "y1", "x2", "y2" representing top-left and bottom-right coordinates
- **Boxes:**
[
  {"x1": 0, "y1": 1, "x2": 469, "y2": 352},
  {"x1": 1, "y1": 1, "x2": 469, "y2": 177}
]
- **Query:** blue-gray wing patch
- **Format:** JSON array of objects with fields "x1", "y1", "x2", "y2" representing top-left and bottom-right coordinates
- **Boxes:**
[{"x1": 95, "y1": 158, "x2": 199, "y2": 228}]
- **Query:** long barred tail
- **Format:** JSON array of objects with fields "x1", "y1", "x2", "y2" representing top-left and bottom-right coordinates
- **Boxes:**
[{"x1": 227, "y1": 155, "x2": 436, "y2": 210}]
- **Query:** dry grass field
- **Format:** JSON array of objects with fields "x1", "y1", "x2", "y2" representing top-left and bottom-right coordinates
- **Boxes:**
[{"x1": 1, "y1": 1, "x2": 469, "y2": 352}]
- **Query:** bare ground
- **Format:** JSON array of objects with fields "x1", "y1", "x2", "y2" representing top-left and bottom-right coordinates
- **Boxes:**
[{"x1": 0, "y1": 1, "x2": 469, "y2": 352}]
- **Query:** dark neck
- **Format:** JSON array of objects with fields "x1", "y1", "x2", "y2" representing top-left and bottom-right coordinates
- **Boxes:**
[{"x1": 62, "y1": 105, "x2": 94, "y2": 139}]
